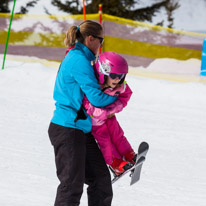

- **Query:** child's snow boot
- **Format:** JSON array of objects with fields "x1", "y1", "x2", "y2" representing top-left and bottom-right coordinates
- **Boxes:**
[
  {"x1": 110, "y1": 158, "x2": 133, "y2": 176},
  {"x1": 124, "y1": 151, "x2": 137, "y2": 165}
]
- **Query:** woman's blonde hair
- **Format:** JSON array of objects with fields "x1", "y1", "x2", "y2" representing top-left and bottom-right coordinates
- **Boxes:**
[{"x1": 64, "y1": 20, "x2": 103, "y2": 47}]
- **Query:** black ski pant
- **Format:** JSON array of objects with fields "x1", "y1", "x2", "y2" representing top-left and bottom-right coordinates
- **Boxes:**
[{"x1": 48, "y1": 122, "x2": 113, "y2": 206}]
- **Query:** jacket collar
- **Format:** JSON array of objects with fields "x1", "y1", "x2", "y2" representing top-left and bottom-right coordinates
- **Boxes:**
[{"x1": 75, "y1": 42, "x2": 96, "y2": 61}]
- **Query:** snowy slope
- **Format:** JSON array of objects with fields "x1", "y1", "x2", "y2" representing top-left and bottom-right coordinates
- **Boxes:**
[
  {"x1": 173, "y1": 0, "x2": 206, "y2": 32},
  {"x1": 148, "y1": 0, "x2": 206, "y2": 32},
  {"x1": 9, "y1": 0, "x2": 206, "y2": 32},
  {"x1": 0, "y1": 56, "x2": 206, "y2": 205}
]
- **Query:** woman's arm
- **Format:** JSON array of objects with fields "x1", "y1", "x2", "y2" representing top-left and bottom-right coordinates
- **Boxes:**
[
  {"x1": 83, "y1": 83, "x2": 132, "y2": 120},
  {"x1": 72, "y1": 58, "x2": 117, "y2": 108}
]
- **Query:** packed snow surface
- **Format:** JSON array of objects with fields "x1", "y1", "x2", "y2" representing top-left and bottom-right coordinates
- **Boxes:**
[{"x1": 0, "y1": 56, "x2": 206, "y2": 205}]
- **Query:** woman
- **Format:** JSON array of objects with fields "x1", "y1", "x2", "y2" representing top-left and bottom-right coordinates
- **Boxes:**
[{"x1": 48, "y1": 20, "x2": 116, "y2": 206}]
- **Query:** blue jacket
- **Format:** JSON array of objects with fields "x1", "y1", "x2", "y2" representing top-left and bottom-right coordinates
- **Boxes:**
[{"x1": 51, "y1": 42, "x2": 116, "y2": 133}]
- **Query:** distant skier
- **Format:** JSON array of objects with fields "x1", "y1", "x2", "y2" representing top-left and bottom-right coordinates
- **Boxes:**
[{"x1": 83, "y1": 52, "x2": 137, "y2": 175}]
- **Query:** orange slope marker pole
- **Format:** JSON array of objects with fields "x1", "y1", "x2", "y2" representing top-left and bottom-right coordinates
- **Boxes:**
[
  {"x1": 99, "y1": 4, "x2": 102, "y2": 54},
  {"x1": 82, "y1": 0, "x2": 86, "y2": 20}
]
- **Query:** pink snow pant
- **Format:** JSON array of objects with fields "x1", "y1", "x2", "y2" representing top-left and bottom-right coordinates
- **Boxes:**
[{"x1": 91, "y1": 115, "x2": 134, "y2": 165}]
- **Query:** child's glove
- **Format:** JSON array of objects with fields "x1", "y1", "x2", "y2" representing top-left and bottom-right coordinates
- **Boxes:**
[{"x1": 86, "y1": 99, "x2": 124, "y2": 120}]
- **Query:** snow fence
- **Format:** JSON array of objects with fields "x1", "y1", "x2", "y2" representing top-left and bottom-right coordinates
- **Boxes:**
[{"x1": 0, "y1": 13, "x2": 206, "y2": 67}]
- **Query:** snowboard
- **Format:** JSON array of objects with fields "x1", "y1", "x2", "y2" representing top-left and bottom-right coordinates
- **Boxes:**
[{"x1": 111, "y1": 141, "x2": 149, "y2": 185}]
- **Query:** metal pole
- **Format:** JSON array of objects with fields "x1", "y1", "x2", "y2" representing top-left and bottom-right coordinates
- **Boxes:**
[{"x1": 2, "y1": 0, "x2": 17, "y2": 70}]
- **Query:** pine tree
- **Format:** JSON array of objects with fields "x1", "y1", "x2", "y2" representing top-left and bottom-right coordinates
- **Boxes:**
[
  {"x1": 51, "y1": 0, "x2": 81, "y2": 14},
  {"x1": 51, "y1": 0, "x2": 180, "y2": 27},
  {"x1": 16, "y1": 0, "x2": 40, "y2": 14},
  {"x1": 85, "y1": 0, "x2": 170, "y2": 22},
  {"x1": 1, "y1": 0, "x2": 180, "y2": 28},
  {"x1": 165, "y1": 1, "x2": 180, "y2": 28},
  {"x1": 0, "y1": 0, "x2": 13, "y2": 12}
]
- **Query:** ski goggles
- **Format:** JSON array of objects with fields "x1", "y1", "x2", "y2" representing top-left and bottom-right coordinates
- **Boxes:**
[
  {"x1": 97, "y1": 58, "x2": 125, "y2": 80},
  {"x1": 109, "y1": 73, "x2": 125, "y2": 80}
]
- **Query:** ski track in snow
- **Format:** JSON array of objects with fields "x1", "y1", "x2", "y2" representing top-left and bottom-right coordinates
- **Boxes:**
[{"x1": 0, "y1": 58, "x2": 206, "y2": 205}]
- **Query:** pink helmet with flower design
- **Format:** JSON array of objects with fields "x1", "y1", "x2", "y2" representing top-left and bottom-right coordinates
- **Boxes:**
[{"x1": 94, "y1": 52, "x2": 128, "y2": 84}]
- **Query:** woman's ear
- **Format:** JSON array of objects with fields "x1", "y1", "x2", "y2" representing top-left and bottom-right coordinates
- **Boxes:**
[
  {"x1": 87, "y1": 35, "x2": 94, "y2": 43},
  {"x1": 84, "y1": 35, "x2": 93, "y2": 47}
]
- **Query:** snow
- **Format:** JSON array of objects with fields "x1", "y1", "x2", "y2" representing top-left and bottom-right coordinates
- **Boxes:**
[
  {"x1": 146, "y1": 58, "x2": 201, "y2": 75},
  {"x1": 0, "y1": 55, "x2": 206, "y2": 205},
  {"x1": 9, "y1": 0, "x2": 206, "y2": 32}
]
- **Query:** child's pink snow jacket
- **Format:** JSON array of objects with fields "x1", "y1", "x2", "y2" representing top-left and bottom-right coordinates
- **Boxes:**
[
  {"x1": 83, "y1": 82, "x2": 132, "y2": 126},
  {"x1": 83, "y1": 82, "x2": 133, "y2": 164}
]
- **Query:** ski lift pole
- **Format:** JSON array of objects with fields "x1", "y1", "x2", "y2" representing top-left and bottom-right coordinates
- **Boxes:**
[
  {"x1": 2, "y1": 0, "x2": 17, "y2": 70},
  {"x1": 82, "y1": 0, "x2": 86, "y2": 20}
]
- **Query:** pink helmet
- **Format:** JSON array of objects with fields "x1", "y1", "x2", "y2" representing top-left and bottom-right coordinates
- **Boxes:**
[{"x1": 95, "y1": 52, "x2": 128, "y2": 84}]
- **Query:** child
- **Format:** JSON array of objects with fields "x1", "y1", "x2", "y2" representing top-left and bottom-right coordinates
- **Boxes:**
[{"x1": 83, "y1": 52, "x2": 137, "y2": 176}]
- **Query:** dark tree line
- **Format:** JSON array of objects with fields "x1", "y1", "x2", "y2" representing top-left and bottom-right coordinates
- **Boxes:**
[
  {"x1": 0, "y1": 0, "x2": 40, "y2": 13},
  {"x1": 51, "y1": 0, "x2": 180, "y2": 28},
  {"x1": 0, "y1": 0, "x2": 13, "y2": 12},
  {"x1": 0, "y1": 0, "x2": 180, "y2": 28}
]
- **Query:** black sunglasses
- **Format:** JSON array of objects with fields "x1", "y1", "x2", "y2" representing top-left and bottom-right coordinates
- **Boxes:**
[{"x1": 92, "y1": 35, "x2": 104, "y2": 44}]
